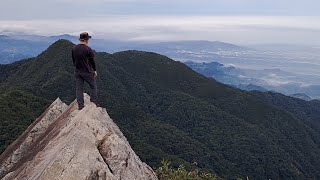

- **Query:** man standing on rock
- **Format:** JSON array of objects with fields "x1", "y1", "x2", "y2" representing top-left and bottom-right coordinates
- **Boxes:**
[{"x1": 72, "y1": 32, "x2": 99, "y2": 110}]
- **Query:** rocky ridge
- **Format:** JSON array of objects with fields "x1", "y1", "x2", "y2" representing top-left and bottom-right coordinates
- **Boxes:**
[{"x1": 0, "y1": 94, "x2": 157, "y2": 180}]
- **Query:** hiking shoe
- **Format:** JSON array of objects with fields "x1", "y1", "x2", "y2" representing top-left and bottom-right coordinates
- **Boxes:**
[{"x1": 78, "y1": 106, "x2": 84, "y2": 110}]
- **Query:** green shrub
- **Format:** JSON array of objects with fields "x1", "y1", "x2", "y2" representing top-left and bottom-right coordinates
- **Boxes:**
[{"x1": 156, "y1": 160, "x2": 217, "y2": 180}]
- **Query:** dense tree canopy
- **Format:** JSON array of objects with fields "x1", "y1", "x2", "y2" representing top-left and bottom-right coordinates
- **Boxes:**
[{"x1": 1, "y1": 40, "x2": 320, "y2": 179}]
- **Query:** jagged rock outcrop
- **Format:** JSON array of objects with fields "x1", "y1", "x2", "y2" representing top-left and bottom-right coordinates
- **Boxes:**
[{"x1": 0, "y1": 94, "x2": 158, "y2": 180}]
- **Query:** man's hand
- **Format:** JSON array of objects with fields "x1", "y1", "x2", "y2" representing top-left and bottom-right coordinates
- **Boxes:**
[{"x1": 94, "y1": 71, "x2": 97, "y2": 77}]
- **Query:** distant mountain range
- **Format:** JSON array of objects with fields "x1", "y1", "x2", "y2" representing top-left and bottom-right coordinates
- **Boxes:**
[
  {"x1": 0, "y1": 34, "x2": 249, "y2": 64},
  {"x1": 1, "y1": 40, "x2": 320, "y2": 179},
  {"x1": 1, "y1": 33, "x2": 320, "y2": 99},
  {"x1": 0, "y1": 35, "x2": 47, "y2": 63}
]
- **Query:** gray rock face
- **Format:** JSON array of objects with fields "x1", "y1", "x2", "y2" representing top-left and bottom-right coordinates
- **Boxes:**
[{"x1": 0, "y1": 94, "x2": 158, "y2": 180}]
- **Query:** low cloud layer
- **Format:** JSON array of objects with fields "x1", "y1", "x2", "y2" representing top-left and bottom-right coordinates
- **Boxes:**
[
  {"x1": 1, "y1": 0, "x2": 319, "y2": 44},
  {"x1": 1, "y1": 16, "x2": 320, "y2": 45}
]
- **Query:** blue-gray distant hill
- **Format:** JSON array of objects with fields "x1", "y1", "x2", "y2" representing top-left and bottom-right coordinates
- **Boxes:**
[
  {"x1": 0, "y1": 34, "x2": 250, "y2": 64},
  {"x1": 0, "y1": 35, "x2": 48, "y2": 64}
]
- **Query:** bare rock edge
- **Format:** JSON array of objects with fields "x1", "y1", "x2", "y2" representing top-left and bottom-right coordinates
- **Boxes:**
[{"x1": 0, "y1": 94, "x2": 158, "y2": 180}]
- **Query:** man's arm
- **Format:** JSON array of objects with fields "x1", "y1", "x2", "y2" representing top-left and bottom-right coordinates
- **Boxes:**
[
  {"x1": 88, "y1": 47, "x2": 97, "y2": 76},
  {"x1": 89, "y1": 57, "x2": 96, "y2": 71},
  {"x1": 89, "y1": 57, "x2": 97, "y2": 77}
]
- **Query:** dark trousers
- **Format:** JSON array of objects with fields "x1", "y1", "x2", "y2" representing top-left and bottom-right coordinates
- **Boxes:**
[{"x1": 75, "y1": 71, "x2": 97, "y2": 107}]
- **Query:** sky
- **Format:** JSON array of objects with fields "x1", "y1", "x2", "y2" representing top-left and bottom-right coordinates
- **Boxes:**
[{"x1": 1, "y1": 0, "x2": 320, "y2": 45}]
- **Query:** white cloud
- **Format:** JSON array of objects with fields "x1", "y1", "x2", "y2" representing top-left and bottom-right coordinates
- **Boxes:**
[{"x1": 1, "y1": 16, "x2": 320, "y2": 44}]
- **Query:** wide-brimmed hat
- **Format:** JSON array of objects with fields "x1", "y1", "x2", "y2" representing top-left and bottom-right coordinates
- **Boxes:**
[{"x1": 79, "y1": 32, "x2": 92, "y2": 40}]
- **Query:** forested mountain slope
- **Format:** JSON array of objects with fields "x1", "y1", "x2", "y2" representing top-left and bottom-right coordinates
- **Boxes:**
[{"x1": 1, "y1": 40, "x2": 320, "y2": 179}]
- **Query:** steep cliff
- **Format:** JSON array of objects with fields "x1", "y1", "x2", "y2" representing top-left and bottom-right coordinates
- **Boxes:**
[{"x1": 0, "y1": 94, "x2": 157, "y2": 180}]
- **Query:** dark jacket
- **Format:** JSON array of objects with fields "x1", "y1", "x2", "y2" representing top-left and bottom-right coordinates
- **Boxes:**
[{"x1": 72, "y1": 44, "x2": 96, "y2": 73}]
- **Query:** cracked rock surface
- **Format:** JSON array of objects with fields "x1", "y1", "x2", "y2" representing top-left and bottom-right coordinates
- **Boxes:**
[{"x1": 0, "y1": 94, "x2": 158, "y2": 180}]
